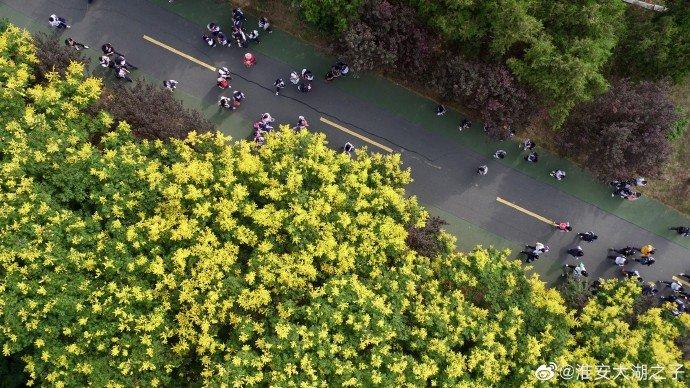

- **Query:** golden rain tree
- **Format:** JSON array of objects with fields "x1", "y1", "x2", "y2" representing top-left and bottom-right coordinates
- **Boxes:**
[{"x1": 0, "y1": 24, "x2": 689, "y2": 387}]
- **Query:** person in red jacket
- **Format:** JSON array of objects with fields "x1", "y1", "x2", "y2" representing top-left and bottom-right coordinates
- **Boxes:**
[{"x1": 243, "y1": 52, "x2": 256, "y2": 68}]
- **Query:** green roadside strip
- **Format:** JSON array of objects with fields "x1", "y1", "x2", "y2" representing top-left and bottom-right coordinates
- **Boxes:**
[{"x1": 148, "y1": 0, "x2": 690, "y2": 249}]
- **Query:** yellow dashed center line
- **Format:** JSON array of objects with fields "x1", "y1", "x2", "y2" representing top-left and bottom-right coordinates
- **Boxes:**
[
  {"x1": 496, "y1": 197, "x2": 555, "y2": 226},
  {"x1": 143, "y1": 35, "x2": 216, "y2": 72},
  {"x1": 320, "y1": 117, "x2": 393, "y2": 153}
]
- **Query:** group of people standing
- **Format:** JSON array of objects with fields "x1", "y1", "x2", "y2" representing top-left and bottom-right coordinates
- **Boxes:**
[
  {"x1": 610, "y1": 178, "x2": 646, "y2": 201},
  {"x1": 202, "y1": 9, "x2": 270, "y2": 50},
  {"x1": 98, "y1": 43, "x2": 138, "y2": 82}
]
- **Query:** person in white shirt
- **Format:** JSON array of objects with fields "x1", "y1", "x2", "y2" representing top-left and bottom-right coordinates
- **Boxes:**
[
  {"x1": 564, "y1": 262, "x2": 588, "y2": 279},
  {"x1": 607, "y1": 255, "x2": 627, "y2": 267},
  {"x1": 163, "y1": 80, "x2": 178, "y2": 91},
  {"x1": 550, "y1": 169, "x2": 566, "y2": 181},
  {"x1": 217, "y1": 67, "x2": 232, "y2": 80},
  {"x1": 115, "y1": 67, "x2": 132, "y2": 82},
  {"x1": 99, "y1": 55, "x2": 112, "y2": 69},
  {"x1": 493, "y1": 150, "x2": 507, "y2": 159},
  {"x1": 290, "y1": 71, "x2": 300, "y2": 85},
  {"x1": 218, "y1": 96, "x2": 232, "y2": 109},
  {"x1": 660, "y1": 280, "x2": 683, "y2": 293},
  {"x1": 48, "y1": 14, "x2": 70, "y2": 29}
]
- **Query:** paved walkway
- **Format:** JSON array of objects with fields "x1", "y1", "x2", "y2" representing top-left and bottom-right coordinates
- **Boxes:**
[{"x1": 2, "y1": 0, "x2": 688, "y2": 284}]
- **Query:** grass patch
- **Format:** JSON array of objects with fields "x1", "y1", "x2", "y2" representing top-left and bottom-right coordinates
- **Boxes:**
[{"x1": 645, "y1": 78, "x2": 690, "y2": 216}]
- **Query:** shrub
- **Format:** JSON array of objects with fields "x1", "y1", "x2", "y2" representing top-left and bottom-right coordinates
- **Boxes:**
[
  {"x1": 93, "y1": 79, "x2": 214, "y2": 141},
  {"x1": 338, "y1": 0, "x2": 433, "y2": 76},
  {"x1": 406, "y1": 215, "x2": 448, "y2": 258},
  {"x1": 558, "y1": 79, "x2": 678, "y2": 181},
  {"x1": 431, "y1": 55, "x2": 537, "y2": 140},
  {"x1": 295, "y1": 0, "x2": 363, "y2": 33},
  {"x1": 32, "y1": 32, "x2": 89, "y2": 80}
]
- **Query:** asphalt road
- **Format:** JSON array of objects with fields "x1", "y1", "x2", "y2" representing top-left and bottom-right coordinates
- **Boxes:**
[{"x1": 2, "y1": 0, "x2": 688, "y2": 284}]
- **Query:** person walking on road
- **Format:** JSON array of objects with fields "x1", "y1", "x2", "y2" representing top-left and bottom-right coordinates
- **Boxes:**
[
  {"x1": 297, "y1": 83, "x2": 312, "y2": 93},
  {"x1": 577, "y1": 231, "x2": 598, "y2": 243},
  {"x1": 522, "y1": 243, "x2": 548, "y2": 263},
  {"x1": 661, "y1": 280, "x2": 684, "y2": 293},
  {"x1": 232, "y1": 8, "x2": 246, "y2": 28},
  {"x1": 669, "y1": 226, "x2": 690, "y2": 237},
  {"x1": 114, "y1": 66, "x2": 132, "y2": 82},
  {"x1": 493, "y1": 150, "x2": 507, "y2": 159},
  {"x1": 101, "y1": 43, "x2": 121, "y2": 57},
  {"x1": 99, "y1": 55, "x2": 114, "y2": 69},
  {"x1": 556, "y1": 221, "x2": 572, "y2": 232},
  {"x1": 258, "y1": 17, "x2": 272, "y2": 33},
  {"x1": 217, "y1": 77, "x2": 230, "y2": 90},
  {"x1": 217, "y1": 67, "x2": 232, "y2": 81},
  {"x1": 567, "y1": 246, "x2": 584, "y2": 258},
  {"x1": 163, "y1": 80, "x2": 178, "y2": 91},
  {"x1": 607, "y1": 255, "x2": 628, "y2": 267},
  {"x1": 636, "y1": 244, "x2": 656, "y2": 257},
  {"x1": 48, "y1": 14, "x2": 70, "y2": 29},
  {"x1": 206, "y1": 22, "x2": 220, "y2": 36},
  {"x1": 114, "y1": 55, "x2": 137, "y2": 70},
  {"x1": 563, "y1": 262, "x2": 588, "y2": 279},
  {"x1": 301, "y1": 69, "x2": 314, "y2": 82},
  {"x1": 521, "y1": 138, "x2": 536, "y2": 151},
  {"x1": 621, "y1": 269, "x2": 642, "y2": 281},
  {"x1": 609, "y1": 246, "x2": 636, "y2": 257},
  {"x1": 343, "y1": 142, "x2": 355, "y2": 156},
  {"x1": 274, "y1": 78, "x2": 285, "y2": 95},
  {"x1": 65, "y1": 37, "x2": 89, "y2": 50},
  {"x1": 203, "y1": 34, "x2": 216, "y2": 47},
  {"x1": 218, "y1": 96, "x2": 232, "y2": 109},
  {"x1": 526, "y1": 242, "x2": 549, "y2": 254},
  {"x1": 634, "y1": 256, "x2": 655, "y2": 266},
  {"x1": 290, "y1": 71, "x2": 300, "y2": 85},
  {"x1": 243, "y1": 53, "x2": 256, "y2": 68},
  {"x1": 295, "y1": 115, "x2": 309, "y2": 130},
  {"x1": 459, "y1": 118, "x2": 471, "y2": 131},
  {"x1": 550, "y1": 170, "x2": 566, "y2": 181},
  {"x1": 216, "y1": 32, "x2": 229, "y2": 47}
]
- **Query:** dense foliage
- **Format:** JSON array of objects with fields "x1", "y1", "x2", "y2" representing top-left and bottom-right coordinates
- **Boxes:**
[
  {"x1": 32, "y1": 32, "x2": 89, "y2": 80},
  {"x1": 339, "y1": 0, "x2": 433, "y2": 76},
  {"x1": 2, "y1": 23, "x2": 690, "y2": 387},
  {"x1": 295, "y1": 0, "x2": 363, "y2": 33},
  {"x1": 612, "y1": 0, "x2": 690, "y2": 82},
  {"x1": 558, "y1": 79, "x2": 678, "y2": 181},
  {"x1": 92, "y1": 80, "x2": 214, "y2": 141}
]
